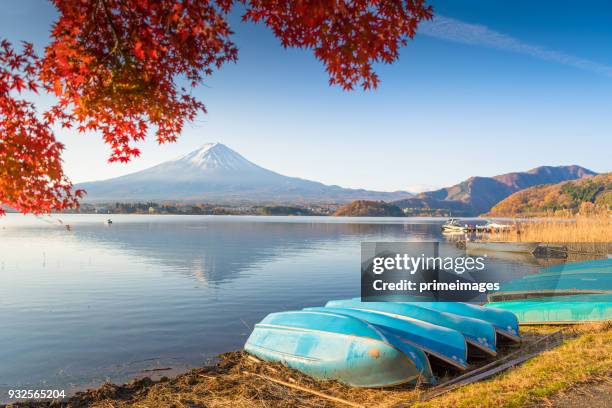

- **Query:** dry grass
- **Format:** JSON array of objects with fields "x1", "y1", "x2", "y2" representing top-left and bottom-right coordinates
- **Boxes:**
[
  {"x1": 487, "y1": 216, "x2": 612, "y2": 244},
  {"x1": 60, "y1": 353, "x2": 424, "y2": 408},
  {"x1": 10, "y1": 323, "x2": 612, "y2": 408},
  {"x1": 413, "y1": 322, "x2": 612, "y2": 408}
]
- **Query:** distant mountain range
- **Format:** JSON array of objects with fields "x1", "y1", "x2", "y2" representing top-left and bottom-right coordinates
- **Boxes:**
[
  {"x1": 488, "y1": 172, "x2": 611, "y2": 216},
  {"x1": 77, "y1": 143, "x2": 598, "y2": 213},
  {"x1": 392, "y1": 165, "x2": 597, "y2": 216},
  {"x1": 77, "y1": 143, "x2": 413, "y2": 203}
]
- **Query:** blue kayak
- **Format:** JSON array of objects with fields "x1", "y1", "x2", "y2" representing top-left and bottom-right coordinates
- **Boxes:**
[
  {"x1": 325, "y1": 298, "x2": 497, "y2": 356},
  {"x1": 305, "y1": 306, "x2": 467, "y2": 370},
  {"x1": 404, "y1": 302, "x2": 520, "y2": 342},
  {"x1": 244, "y1": 310, "x2": 428, "y2": 387}
]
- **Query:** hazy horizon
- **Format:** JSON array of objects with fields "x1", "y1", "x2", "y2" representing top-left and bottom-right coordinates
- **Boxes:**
[
  {"x1": 2, "y1": 1, "x2": 612, "y2": 191},
  {"x1": 76, "y1": 142, "x2": 604, "y2": 194}
]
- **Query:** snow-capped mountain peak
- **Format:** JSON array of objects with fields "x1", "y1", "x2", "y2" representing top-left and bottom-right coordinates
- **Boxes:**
[{"x1": 176, "y1": 142, "x2": 262, "y2": 171}]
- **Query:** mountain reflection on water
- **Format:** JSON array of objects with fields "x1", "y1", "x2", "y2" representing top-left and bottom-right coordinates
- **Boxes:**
[
  {"x1": 72, "y1": 218, "x2": 442, "y2": 284},
  {"x1": 0, "y1": 215, "x2": 538, "y2": 402},
  {"x1": 4, "y1": 215, "x2": 440, "y2": 284}
]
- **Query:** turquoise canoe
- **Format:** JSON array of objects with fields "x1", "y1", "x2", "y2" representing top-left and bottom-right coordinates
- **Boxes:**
[
  {"x1": 305, "y1": 306, "x2": 467, "y2": 370},
  {"x1": 490, "y1": 273, "x2": 612, "y2": 301},
  {"x1": 405, "y1": 302, "x2": 520, "y2": 342},
  {"x1": 487, "y1": 294, "x2": 612, "y2": 324},
  {"x1": 524, "y1": 269, "x2": 612, "y2": 279},
  {"x1": 509, "y1": 271, "x2": 612, "y2": 283},
  {"x1": 325, "y1": 298, "x2": 497, "y2": 356},
  {"x1": 540, "y1": 259, "x2": 612, "y2": 274},
  {"x1": 244, "y1": 310, "x2": 427, "y2": 387}
]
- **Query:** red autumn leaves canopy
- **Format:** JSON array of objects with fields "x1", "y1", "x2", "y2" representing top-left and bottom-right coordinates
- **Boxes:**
[
  {"x1": 0, "y1": 40, "x2": 82, "y2": 215},
  {"x1": 0, "y1": 0, "x2": 432, "y2": 215}
]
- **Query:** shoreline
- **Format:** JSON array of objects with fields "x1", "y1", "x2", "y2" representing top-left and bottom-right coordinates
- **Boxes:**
[{"x1": 8, "y1": 324, "x2": 611, "y2": 408}]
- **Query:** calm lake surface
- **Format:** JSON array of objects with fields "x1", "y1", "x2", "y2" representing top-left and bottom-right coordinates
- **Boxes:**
[{"x1": 0, "y1": 214, "x2": 538, "y2": 401}]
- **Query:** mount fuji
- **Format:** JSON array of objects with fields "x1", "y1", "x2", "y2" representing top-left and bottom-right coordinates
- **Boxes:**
[{"x1": 77, "y1": 143, "x2": 413, "y2": 203}]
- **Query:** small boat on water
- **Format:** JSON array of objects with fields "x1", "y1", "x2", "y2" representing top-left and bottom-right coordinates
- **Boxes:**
[
  {"x1": 487, "y1": 293, "x2": 612, "y2": 324},
  {"x1": 441, "y1": 218, "x2": 468, "y2": 233},
  {"x1": 465, "y1": 241, "x2": 540, "y2": 254},
  {"x1": 325, "y1": 298, "x2": 497, "y2": 357},
  {"x1": 305, "y1": 306, "x2": 468, "y2": 370},
  {"x1": 441, "y1": 218, "x2": 507, "y2": 233},
  {"x1": 244, "y1": 310, "x2": 428, "y2": 387},
  {"x1": 477, "y1": 220, "x2": 513, "y2": 232}
]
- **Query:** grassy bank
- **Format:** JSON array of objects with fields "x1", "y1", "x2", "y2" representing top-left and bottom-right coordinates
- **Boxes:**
[
  {"x1": 11, "y1": 323, "x2": 611, "y2": 408},
  {"x1": 414, "y1": 322, "x2": 612, "y2": 408},
  {"x1": 487, "y1": 216, "x2": 611, "y2": 244}
]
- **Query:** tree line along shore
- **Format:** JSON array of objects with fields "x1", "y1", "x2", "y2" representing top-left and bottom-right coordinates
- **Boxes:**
[{"x1": 39, "y1": 172, "x2": 611, "y2": 218}]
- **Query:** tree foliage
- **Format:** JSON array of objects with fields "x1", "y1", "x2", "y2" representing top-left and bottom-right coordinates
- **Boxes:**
[
  {"x1": 334, "y1": 200, "x2": 404, "y2": 217},
  {"x1": 489, "y1": 173, "x2": 612, "y2": 216},
  {"x1": 0, "y1": 40, "x2": 82, "y2": 215},
  {"x1": 1, "y1": 0, "x2": 432, "y2": 215}
]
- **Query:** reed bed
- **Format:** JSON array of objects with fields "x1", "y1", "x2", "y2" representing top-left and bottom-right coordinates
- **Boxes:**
[{"x1": 487, "y1": 216, "x2": 612, "y2": 245}]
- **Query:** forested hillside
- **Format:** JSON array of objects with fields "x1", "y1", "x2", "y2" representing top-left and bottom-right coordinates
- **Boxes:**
[{"x1": 488, "y1": 173, "x2": 611, "y2": 216}]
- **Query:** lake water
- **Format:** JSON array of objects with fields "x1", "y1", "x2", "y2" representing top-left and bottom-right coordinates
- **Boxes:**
[{"x1": 0, "y1": 214, "x2": 538, "y2": 402}]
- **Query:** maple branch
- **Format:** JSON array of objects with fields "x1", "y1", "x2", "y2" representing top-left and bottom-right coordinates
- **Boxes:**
[{"x1": 98, "y1": 0, "x2": 123, "y2": 58}]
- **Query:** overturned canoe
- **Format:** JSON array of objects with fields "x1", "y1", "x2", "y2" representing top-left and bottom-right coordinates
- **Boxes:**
[
  {"x1": 305, "y1": 306, "x2": 467, "y2": 370},
  {"x1": 325, "y1": 298, "x2": 497, "y2": 356},
  {"x1": 244, "y1": 310, "x2": 427, "y2": 387},
  {"x1": 520, "y1": 271, "x2": 612, "y2": 283},
  {"x1": 487, "y1": 294, "x2": 612, "y2": 324},
  {"x1": 405, "y1": 301, "x2": 520, "y2": 342},
  {"x1": 489, "y1": 273, "x2": 612, "y2": 301},
  {"x1": 524, "y1": 269, "x2": 612, "y2": 279},
  {"x1": 540, "y1": 259, "x2": 612, "y2": 274}
]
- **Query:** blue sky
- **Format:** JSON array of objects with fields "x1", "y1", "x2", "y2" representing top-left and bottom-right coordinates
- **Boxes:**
[{"x1": 2, "y1": 1, "x2": 611, "y2": 192}]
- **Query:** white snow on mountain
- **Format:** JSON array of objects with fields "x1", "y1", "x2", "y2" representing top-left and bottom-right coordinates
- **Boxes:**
[{"x1": 178, "y1": 143, "x2": 263, "y2": 171}]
